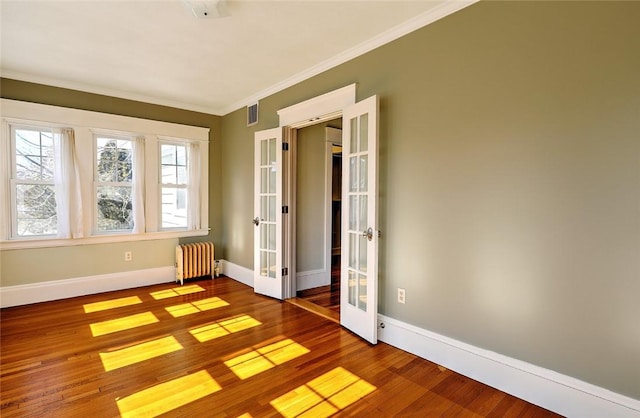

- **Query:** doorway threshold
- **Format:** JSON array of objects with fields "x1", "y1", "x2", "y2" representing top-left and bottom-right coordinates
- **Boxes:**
[{"x1": 286, "y1": 298, "x2": 340, "y2": 324}]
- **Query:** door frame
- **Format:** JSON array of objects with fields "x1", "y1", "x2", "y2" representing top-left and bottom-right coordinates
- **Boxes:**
[{"x1": 277, "y1": 84, "x2": 357, "y2": 298}]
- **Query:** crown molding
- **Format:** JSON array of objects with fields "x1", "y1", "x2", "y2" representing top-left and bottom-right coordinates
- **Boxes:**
[{"x1": 1, "y1": 0, "x2": 478, "y2": 117}]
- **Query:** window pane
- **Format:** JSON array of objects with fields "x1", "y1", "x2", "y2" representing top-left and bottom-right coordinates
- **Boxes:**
[
  {"x1": 176, "y1": 146, "x2": 187, "y2": 166},
  {"x1": 177, "y1": 166, "x2": 187, "y2": 184},
  {"x1": 15, "y1": 128, "x2": 55, "y2": 181},
  {"x1": 15, "y1": 184, "x2": 57, "y2": 236},
  {"x1": 97, "y1": 186, "x2": 133, "y2": 231},
  {"x1": 162, "y1": 165, "x2": 177, "y2": 184},
  {"x1": 161, "y1": 187, "x2": 187, "y2": 229},
  {"x1": 97, "y1": 138, "x2": 132, "y2": 183},
  {"x1": 162, "y1": 144, "x2": 176, "y2": 165}
]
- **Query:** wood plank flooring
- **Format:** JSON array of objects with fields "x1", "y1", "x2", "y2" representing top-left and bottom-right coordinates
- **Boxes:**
[{"x1": 0, "y1": 277, "x2": 561, "y2": 417}]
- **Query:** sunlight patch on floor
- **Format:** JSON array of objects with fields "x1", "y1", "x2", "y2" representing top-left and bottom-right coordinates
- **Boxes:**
[
  {"x1": 83, "y1": 296, "x2": 142, "y2": 313},
  {"x1": 270, "y1": 367, "x2": 376, "y2": 417},
  {"x1": 150, "y1": 284, "x2": 206, "y2": 300},
  {"x1": 224, "y1": 338, "x2": 309, "y2": 380},
  {"x1": 100, "y1": 336, "x2": 183, "y2": 371},
  {"x1": 166, "y1": 297, "x2": 229, "y2": 318},
  {"x1": 189, "y1": 314, "x2": 262, "y2": 343},
  {"x1": 90, "y1": 312, "x2": 159, "y2": 337},
  {"x1": 116, "y1": 370, "x2": 221, "y2": 417}
]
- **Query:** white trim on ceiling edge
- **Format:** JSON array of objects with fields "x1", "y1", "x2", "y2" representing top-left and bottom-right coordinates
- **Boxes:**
[
  {"x1": 220, "y1": 258, "x2": 640, "y2": 418},
  {"x1": 1, "y1": 0, "x2": 479, "y2": 116}
]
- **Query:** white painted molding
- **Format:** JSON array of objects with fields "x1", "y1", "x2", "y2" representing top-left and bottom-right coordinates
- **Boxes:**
[
  {"x1": 296, "y1": 269, "x2": 330, "y2": 291},
  {"x1": 277, "y1": 84, "x2": 355, "y2": 128},
  {"x1": 377, "y1": 314, "x2": 640, "y2": 418},
  {"x1": 224, "y1": 0, "x2": 480, "y2": 115},
  {"x1": 220, "y1": 259, "x2": 254, "y2": 288},
  {"x1": 0, "y1": 266, "x2": 175, "y2": 308}
]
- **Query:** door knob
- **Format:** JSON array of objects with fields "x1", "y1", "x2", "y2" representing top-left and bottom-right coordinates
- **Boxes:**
[
  {"x1": 362, "y1": 227, "x2": 373, "y2": 241},
  {"x1": 252, "y1": 217, "x2": 261, "y2": 226}
]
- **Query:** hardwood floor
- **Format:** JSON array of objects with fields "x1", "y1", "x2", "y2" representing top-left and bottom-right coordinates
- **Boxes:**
[{"x1": 0, "y1": 277, "x2": 561, "y2": 417}]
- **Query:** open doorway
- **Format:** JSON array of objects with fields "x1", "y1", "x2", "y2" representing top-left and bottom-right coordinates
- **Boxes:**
[{"x1": 292, "y1": 119, "x2": 342, "y2": 321}]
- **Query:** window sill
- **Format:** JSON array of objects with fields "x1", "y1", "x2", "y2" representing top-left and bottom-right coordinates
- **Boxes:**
[{"x1": 0, "y1": 229, "x2": 210, "y2": 250}]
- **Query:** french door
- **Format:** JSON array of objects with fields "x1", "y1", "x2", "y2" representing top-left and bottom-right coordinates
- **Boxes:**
[
  {"x1": 340, "y1": 95, "x2": 379, "y2": 344},
  {"x1": 253, "y1": 128, "x2": 286, "y2": 299},
  {"x1": 252, "y1": 95, "x2": 379, "y2": 345}
]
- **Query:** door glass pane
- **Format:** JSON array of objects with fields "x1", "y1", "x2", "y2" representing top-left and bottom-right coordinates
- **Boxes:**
[
  {"x1": 348, "y1": 270, "x2": 357, "y2": 307},
  {"x1": 348, "y1": 195, "x2": 357, "y2": 231},
  {"x1": 260, "y1": 224, "x2": 267, "y2": 250},
  {"x1": 261, "y1": 196, "x2": 268, "y2": 221},
  {"x1": 358, "y1": 273, "x2": 367, "y2": 311},
  {"x1": 359, "y1": 114, "x2": 368, "y2": 152},
  {"x1": 350, "y1": 117, "x2": 358, "y2": 153},
  {"x1": 359, "y1": 196, "x2": 368, "y2": 231},
  {"x1": 261, "y1": 140, "x2": 268, "y2": 165},
  {"x1": 349, "y1": 156, "x2": 358, "y2": 192},
  {"x1": 261, "y1": 252, "x2": 268, "y2": 277},
  {"x1": 359, "y1": 234, "x2": 368, "y2": 273},
  {"x1": 261, "y1": 168, "x2": 268, "y2": 193},
  {"x1": 268, "y1": 252, "x2": 276, "y2": 278},
  {"x1": 359, "y1": 155, "x2": 368, "y2": 192},
  {"x1": 348, "y1": 233, "x2": 357, "y2": 269},
  {"x1": 268, "y1": 196, "x2": 276, "y2": 222},
  {"x1": 269, "y1": 166, "x2": 276, "y2": 193},
  {"x1": 269, "y1": 138, "x2": 276, "y2": 165},
  {"x1": 268, "y1": 224, "x2": 276, "y2": 250}
]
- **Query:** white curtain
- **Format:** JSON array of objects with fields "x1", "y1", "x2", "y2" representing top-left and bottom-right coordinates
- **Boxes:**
[
  {"x1": 53, "y1": 128, "x2": 83, "y2": 238},
  {"x1": 132, "y1": 136, "x2": 146, "y2": 233},
  {"x1": 187, "y1": 142, "x2": 201, "y2": 230}
]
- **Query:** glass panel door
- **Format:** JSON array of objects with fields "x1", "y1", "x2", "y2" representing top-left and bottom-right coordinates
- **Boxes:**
[
  {"x1": 254, "y1": 128, "x2": 284, "y2": 299},
  {"x1": 340, "y1": 96, "x2": 378, "y2": 344}
]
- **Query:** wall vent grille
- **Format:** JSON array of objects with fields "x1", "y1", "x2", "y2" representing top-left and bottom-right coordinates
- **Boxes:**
[{"x1": 247, "y1": 102, "x2": 259, "y2": 126}]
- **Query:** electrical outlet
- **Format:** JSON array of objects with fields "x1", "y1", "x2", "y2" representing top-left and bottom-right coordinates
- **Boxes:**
[
  {"x1": 124, "y1": 251, "x2": 132, "y2": 262},
  {"x1": 398, "y1": 288, "x2": 406, "y2": 304}
]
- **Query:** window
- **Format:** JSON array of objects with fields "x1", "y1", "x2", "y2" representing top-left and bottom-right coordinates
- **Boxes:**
[
  {"x1": 160, "y1": 143, "x2": 188, "y2": 229},
  {"x1": 95, "y1": 136, "x2": 134, "y2": 232},
  {"x1": 11, "y1": 125, "x2": 59, "y2": 237},
  {"x1": 2, "y1": 99, "x2": 210, "y2": 248}
]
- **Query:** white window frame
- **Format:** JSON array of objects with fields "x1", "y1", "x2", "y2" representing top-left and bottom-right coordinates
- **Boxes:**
[
  {"x1": 93, "y1": 133, "x2": 135, "y2": 235},
  {"x1": 8, "y1": 123, "x2": 59, "y2": 239},
  {"x1": 158, "y1": 140, "x2": 189, "y2": 231},
  {"x1": 0, "y1": 99, "x2": 210, "y2": 250}
]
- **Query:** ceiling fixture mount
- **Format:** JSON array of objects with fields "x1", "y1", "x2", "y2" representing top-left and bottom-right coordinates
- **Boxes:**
[{"x1": 182, "y1": 0, "x2": 230, "y2": 19}]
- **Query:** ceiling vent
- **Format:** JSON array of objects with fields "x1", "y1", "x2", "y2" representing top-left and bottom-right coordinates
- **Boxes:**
[{"x1": 247, "y1": 102, "x2": 259, "y2": 126}]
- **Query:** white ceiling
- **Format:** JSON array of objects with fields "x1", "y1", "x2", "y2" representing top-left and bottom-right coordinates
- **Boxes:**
[{"x1": 1, "y1": 0, "x2": 473, "y2": 116}]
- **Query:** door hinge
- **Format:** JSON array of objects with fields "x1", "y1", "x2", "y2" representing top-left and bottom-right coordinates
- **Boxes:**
[
  {"x1": 282, "y1": 267, "x2": 288, "y2": 276},
  {"x1": 282, "y1": 142, "x2": 289, "y2": 151},
  {"x1": 282, "y1": 205, "x2": 289, "y2": 214}
]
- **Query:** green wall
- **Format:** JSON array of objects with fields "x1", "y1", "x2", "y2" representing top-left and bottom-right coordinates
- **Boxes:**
[
  {"x1": 220, "y1": 2, "x2": 640, "y2": 399},
  {"x1": 296, "y1": 121, "x2": 334, "y2": 273},
  {"x1": 0, "y1": 79, "x2": 222, "y2": 284}
]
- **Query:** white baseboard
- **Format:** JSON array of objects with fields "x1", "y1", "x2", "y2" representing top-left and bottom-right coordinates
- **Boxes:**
[
  {"x1": 220, "y1": 259, "x2": 253, "y2": 288},
  {"x1": 0, "y1": 266, "x2": 175, "y2": 308},
  {"x1": 296, "y1": 269, "x2": 330, "y2": 291},
  {"x1": 377, "y1": 314, "x2": 640, "y2": 418}
]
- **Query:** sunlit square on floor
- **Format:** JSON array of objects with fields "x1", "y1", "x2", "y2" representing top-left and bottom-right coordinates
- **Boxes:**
[
  {"x1": 150, "y1": 284, "x2": 205, "y2": 300},
  {"x1": 189, "y1": 314, "x2": 262, "y2": 343},
  {"x1": 270, "y1": 367, "x2": 376, "y2": 418},
  {"x1": 165, "y1": 297, "x2": 229, "y2": 318},
  {"x1": 100, "y1": 336, "x2": 183, "y2": 371},
  {"x1": 90, "y1": 312, "x2": 159, "y2": 337},
  {"x1": 224, "y1": 338, "x2": 309, "y2": 380},
  {"x1": 83, "y1": 296, "x2": 142, "y2": 313},
  {"x1": 116, "y1": 370, "x2": 221, "y2": 417}
]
